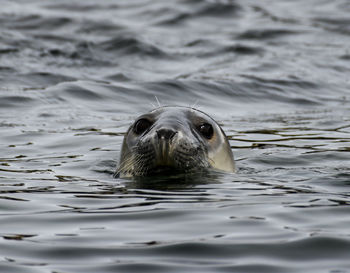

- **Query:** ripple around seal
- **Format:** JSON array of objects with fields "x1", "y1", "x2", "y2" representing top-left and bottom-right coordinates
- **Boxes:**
[
  {"x1": 197, "y1": 44, "x2": 264, "y2": 57},
  {"x1": 2, "y1": 14, "x2": 73, "y2": 31},
  {"x1": 142, "y1": 79, "x2": 323, "y2": 113},
  {"x1": 1, "y1": 236, "x2": 350, "y2": 273},
  {"x1": 313, "y1": 17, "x2": 350, "y2": 35},
  {"x1": 97, "y1": 34, "x2": 170, "y2": 58},
  {"x1": 0, "y1": 96, "x2": 38, "y2": 108},
  {"x1": 237, "y1": 29, "x2": 301, "y2": 40},
  {"x1": 191, "y1": 1, "x2": 241, "y2": 18},
  {"x1": 44, "y1": 3, "x2": 120, "y2": 12},
  {"x1": 155, "y1": 0, "x2": 241, "y2": 26}
]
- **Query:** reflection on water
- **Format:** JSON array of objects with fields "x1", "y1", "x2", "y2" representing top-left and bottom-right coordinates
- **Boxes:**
[
  {"x1": 125, "y1": 171, "x2": 223, "y2": 191},
  {"x1": 1, "y1": 0, "x2": 350, "y2": 272}
]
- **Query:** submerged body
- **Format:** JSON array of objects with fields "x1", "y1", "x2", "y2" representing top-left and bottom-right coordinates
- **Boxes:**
[{"x1": 116, "y1": 106, "x2": 235, "y2": 177}]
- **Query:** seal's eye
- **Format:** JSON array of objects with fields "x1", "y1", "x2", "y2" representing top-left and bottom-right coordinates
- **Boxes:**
[
  {"x1": 198, "y1": 123, "x2": 214, "y2": 139},
  {"x1": 133, "y1": 119, "x2": 152, "y2": 135}
]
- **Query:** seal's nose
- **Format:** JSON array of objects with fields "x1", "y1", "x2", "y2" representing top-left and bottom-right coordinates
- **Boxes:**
[{"x1": 156, "y1": 128, "x2": 177, "y2": 140}]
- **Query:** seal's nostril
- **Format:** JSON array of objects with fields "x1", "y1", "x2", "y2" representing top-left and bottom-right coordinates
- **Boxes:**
[{"x1": 156, "y1": 129, "x2": 177, "y2": 140}]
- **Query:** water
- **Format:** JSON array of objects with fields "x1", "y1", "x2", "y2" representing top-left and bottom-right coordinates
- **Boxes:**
[{"x1": 1, "y1": 0, "x2": 350, "y2": 272}]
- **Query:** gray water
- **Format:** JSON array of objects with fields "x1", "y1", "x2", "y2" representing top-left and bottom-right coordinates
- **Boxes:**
[{"x1": 1, "y1": 0, "x2": 350, "y2": 272}]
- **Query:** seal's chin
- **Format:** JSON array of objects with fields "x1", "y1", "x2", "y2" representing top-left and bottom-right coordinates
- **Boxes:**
[{"x1": 146, "y1": 165, "x2": 181, "y2": 175}]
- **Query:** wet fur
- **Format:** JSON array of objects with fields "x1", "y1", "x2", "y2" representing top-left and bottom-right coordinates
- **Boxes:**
[{"x1": 116, "y1": 136, "x2": 209, "y2": 177}]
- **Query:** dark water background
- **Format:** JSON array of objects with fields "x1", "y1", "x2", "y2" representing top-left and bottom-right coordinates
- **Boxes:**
[{"x1": 1, "y1": 0, "x2": 350, "y2": 272}]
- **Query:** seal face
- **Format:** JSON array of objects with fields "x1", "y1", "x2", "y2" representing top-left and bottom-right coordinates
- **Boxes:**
[{"x1": 116, "y1": 106, "x2": 235, "y2": 177}]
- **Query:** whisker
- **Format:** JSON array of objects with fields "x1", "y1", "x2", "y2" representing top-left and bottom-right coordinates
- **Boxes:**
[
  {"x1": 191, "y1": 99, "x2": 199, "y2": 109},
  {"x1": 155, "y1": 95, "x2": 161, "y2": 107}
]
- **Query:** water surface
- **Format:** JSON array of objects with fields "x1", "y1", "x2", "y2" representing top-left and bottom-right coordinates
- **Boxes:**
[{"x1": 1, "y1": 0, "x2": 350, "y2": 272}]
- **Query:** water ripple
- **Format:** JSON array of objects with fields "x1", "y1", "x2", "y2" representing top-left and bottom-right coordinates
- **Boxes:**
[{"x1": 1, "y1": 0, "x2": 350, "y2": 272}]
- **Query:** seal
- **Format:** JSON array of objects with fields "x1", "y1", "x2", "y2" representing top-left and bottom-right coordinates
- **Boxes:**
[{"x1": 116, "y1": 106, "x2": 235, "y2": 177}]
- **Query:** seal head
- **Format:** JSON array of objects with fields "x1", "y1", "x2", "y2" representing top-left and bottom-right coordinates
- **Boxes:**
[{"x1": 116, "y1": 106, "x2": 235, "y2": 177}]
